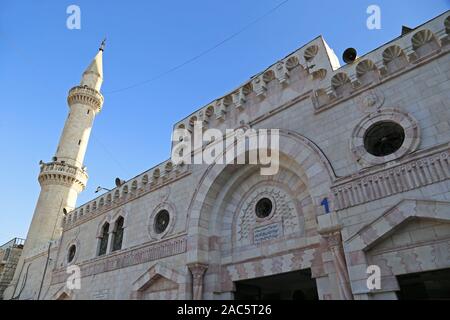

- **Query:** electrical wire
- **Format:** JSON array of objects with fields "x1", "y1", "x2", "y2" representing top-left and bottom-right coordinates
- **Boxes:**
[
  {"x1": 91, "y1": 134, "x2": 132, "y2": 178},
  {"x1": 105, "y1": 0, "x2": 290, "y2": 95},
  {"x1": 12, "y1": 262, "x2": 31, "y2": 300}
]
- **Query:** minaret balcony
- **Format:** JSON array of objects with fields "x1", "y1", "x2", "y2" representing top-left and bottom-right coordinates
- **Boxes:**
[
  {"x1": 67, "y1": 85, "x2": 104, "y2": 113},
  {"x1": 38, "y1": 161, "x2": 89, "y2": 192}
]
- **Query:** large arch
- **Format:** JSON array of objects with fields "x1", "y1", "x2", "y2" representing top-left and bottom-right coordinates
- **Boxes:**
[
  {"x1": 183, "y1": 129, "x2": 338, "y2": 299},
  {"x1": 186, "y1": 129, "x2": 336, "y2": 263}
]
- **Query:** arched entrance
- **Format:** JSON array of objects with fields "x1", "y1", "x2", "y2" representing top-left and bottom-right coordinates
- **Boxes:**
[
  {"x1": 234, "y1": 269, "x2": 319, "y2": 300},
  {"x1": 186, "y1": 130, "x2": 342, "y2": 299}
]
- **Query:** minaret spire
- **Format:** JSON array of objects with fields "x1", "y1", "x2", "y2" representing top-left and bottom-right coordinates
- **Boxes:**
[{"x1": 81, "y1": 41, "x2": 104, "y2": 91}]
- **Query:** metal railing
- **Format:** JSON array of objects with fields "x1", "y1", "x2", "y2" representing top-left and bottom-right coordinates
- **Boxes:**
[{"x1": 0, "y1": 238, "x2": 25, "y2": 250}]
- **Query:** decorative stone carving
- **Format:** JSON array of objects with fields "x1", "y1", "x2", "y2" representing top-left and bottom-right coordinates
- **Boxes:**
[
  {"x1": 274, "y1": 62, "x2": 290, "y2": 85},
  {"x1": 323, "y1": 231, "x2": 342, "y2": 248},
  {"x1": 188, "y1": 263, "x2": 208, "y2": 300},
  {"x1": 51, "y1": 235, "x2": 187, "y2": 285},
  {"x1": 333, "y1": 145, "x2": 450, "y2": 210},
  {"x1": 411, "y1": 29, "x2": 437, "y2": 50},
  {"x1": 312, "y1": 68, "x2": 327, "y2": 80},
  {"x1": 63, "y1": 163, "x2": 190, "y2": 230},
  {"x1": 320, "y1": 228, "x2": 353, "y2": 300},
  {"x1": 67, "y1": 85, "x2": 104, "y2": 113},
  {"x1": 383, "y1": 45, "x2": 405, "y2": 64},
  {"x1": 158, "y1": 186, "x2": 171, "y2": 202},
  {"x1": 38, "y1": 161, "x2": 88, "y2": 192},
  {"x1": 303, "y1": 45, "x2": 319, "y2": 62},
  {"x1": 356, "y1": 88, "x2": 385, "y2": 113},
  {"x1": 355, "y1": 59, "x2": 379, "y2": 85},
  {"x1": 445, "y1": 15, "x2": 450, "y2": 34},
  {"x1": 356, "y1": 59, "x2": 377, "y2": 79},
  {"x1": 237, "y1": 186, "x2": 298, "y2": 245},
  {"x1": 253, "y1": 76, "x2": 267, "y2": 98},
  {"x1": 215, "y1": 99, "x2": 227, "y2": 120},
  {"x1": 232, "y1": 88, "x2": 247, "y2": 110},
  {"x1": 331, "y1": 72, "x2": 351, "y2": 89},
  {"x1": 285, "y1": 55, "x2": 299, "y2": 70}
]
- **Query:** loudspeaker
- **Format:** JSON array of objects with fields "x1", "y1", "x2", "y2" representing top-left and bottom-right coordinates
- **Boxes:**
[
  {"x1": 343, "y1": 48, "x2": 358, "y2": 64},
  {"x1": 115, "y1": 178, "x2": 125, "y2": 187}
]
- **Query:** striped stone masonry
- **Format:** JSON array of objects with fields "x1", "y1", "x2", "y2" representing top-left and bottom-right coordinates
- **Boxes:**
[
  {"x1": 343, "y1": 199, "x2": 450, "y2": 296},
  {"x1": 220, "y1": 244, "x2": 323, "y2": 292}
]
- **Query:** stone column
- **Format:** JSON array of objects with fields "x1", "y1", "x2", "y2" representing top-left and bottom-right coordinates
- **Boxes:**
[
  {"x1": 322, "y1": 229, "x2": 353, "y2": 300},
  {"x1": 188, "y1": 263, "x2": 208, "y2": 300}
]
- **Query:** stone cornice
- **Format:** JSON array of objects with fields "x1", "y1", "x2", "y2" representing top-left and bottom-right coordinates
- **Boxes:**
[
  {"x1": 313, "y1": 46, "x2": 449, "y2": 114},
  {"x1": 174, "y1": 36, "x2": 329, "y2": 132},
  {"x1": 50, "y1": 235, "x2": 187, "y2": 285},
  {"x1": 38, "y1": 161, "x2": 88, "y2": 192},
  {"x1": 62, "y1": 163, "x2": 190, "y2": 230},
  {"x1": 312, "y1": 14, "x2": 449, "y2": 114},
  {"x1": 67, "y1": 85, "x2": 104, "y2": 113},
  {"x1": 331, "y1": 143, "x2": 450, "y2": 210},
  {"x1": 173, "y1": 13, "x2": 449, "y2": 131}
]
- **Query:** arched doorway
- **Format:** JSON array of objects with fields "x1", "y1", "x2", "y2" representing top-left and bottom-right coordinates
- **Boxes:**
[
  {"x1": 234, "y1": 269, "x2": 319, "y2": 300},
  {"x1": 186, "y1": 130, "x2": 339, "y2": 299}
]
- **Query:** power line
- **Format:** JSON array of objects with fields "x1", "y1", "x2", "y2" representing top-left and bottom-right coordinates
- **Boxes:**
[
  {"x1": 105, "y1": 0, "x2": 290, "y2": 95},
  {"x1": 91, "y1": 134, "x2": 132, "y2": 178}
]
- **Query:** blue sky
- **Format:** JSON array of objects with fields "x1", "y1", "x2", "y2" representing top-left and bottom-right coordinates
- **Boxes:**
[{"x1": 0, "y1": 0, "x2": 448, "y2": 244}]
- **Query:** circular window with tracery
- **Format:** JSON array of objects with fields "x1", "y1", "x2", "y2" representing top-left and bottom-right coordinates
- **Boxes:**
[
  {"x1": 255, "y1": 198, "x2": 273, "y2": 218},
  {"x1": 364, "y1": 121, "x2": 405, "y2": 157},
  {"x1": 149, "y1": 203, "x2": 176, "y2": 240},
  {"x1": 351, "y1": 109, "x2": 420, "y2": 166},
  {"x1": 154, "y1": 210, "x2": 170, "y2": 234},
  {"x1": 67, "y1": 245, "x2": 76, "y2": 263}
]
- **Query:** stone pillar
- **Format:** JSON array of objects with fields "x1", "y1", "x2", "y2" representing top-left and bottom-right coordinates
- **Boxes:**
[
  {"x1": 188, "y1": 263, "x2": 208, "y2": 300},
  {"x1": 322, "y1": 229, "x2": 353, "y2": 300}
]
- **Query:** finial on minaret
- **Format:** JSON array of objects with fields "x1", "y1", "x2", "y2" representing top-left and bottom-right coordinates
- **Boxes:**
[
  {"x1": 99, "y1": 38, "x2": 106, "y2": 52},
  {"x1": 81, "y1": 41, "x2": 105, "y2": 91}
]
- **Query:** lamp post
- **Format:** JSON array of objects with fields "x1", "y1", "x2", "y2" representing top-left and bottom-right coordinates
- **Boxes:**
[{"x1": 95, "y1": 186, "x2": 111, "y2": 194}]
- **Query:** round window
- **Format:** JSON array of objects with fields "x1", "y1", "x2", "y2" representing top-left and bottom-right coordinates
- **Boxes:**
[
  {"x1": 255, "y1": 198, "x2": 273, "y2": 218},
  {"x1": 68, "y1": 245, "x2": 76, "y2": 263},
  {"x1": 364, "y1": 121, "x2": 405, "y2": 157},
  {"x1": 154, "y1": 210, "x2": 170, "y2": 234}
]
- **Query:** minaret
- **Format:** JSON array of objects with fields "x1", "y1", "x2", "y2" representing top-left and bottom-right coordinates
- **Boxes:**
[
  {"x1": 5, "y1": 43, "x2": 105, "y2": 299},
  {"x1": 30, "y1": 42, "x2": 104, "y2": 250}
]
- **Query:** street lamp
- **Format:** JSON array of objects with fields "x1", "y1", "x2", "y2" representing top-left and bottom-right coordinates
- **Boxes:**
[{"x1": 95, "y1": 186, "x2": 111, "y2": 194}]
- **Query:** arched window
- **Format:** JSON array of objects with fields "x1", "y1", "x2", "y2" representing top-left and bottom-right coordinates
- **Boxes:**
[
  {"x1": 67, "y1": 245, "x2": 76, "y2": 263},
  {"x1": 98, "y1": 222, "x2": 110, "y2": 256},
  {"x1": 112, "y1": 217, "x2": 124, "y2": 252}
]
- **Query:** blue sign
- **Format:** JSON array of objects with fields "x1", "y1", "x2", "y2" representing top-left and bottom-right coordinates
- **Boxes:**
[{"x1": 321, "y1": 198, "x2": 330, "y2": 214}]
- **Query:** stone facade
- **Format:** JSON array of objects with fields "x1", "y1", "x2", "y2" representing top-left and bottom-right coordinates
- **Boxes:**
[{"x1": 3, "y1": 12, "x2": 450, "y2": 300}]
